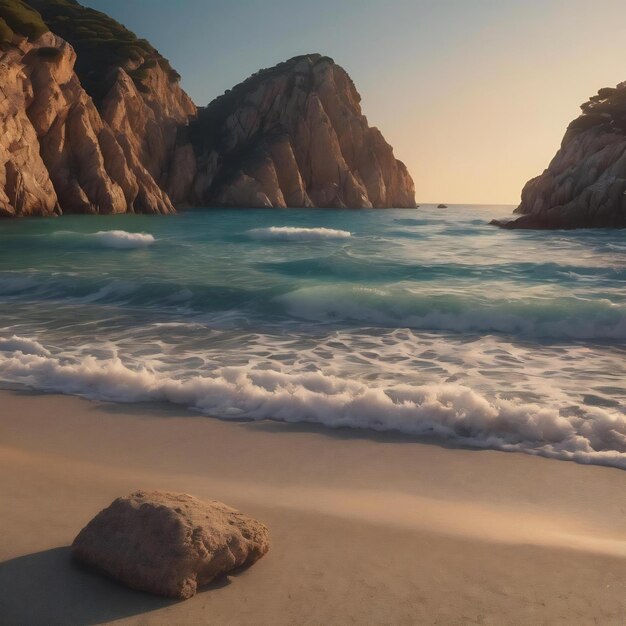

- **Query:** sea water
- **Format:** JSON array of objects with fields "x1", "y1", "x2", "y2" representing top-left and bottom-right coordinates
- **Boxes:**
[{"x1": 0, "y1": 205, "x2": 624, "y2": 468}]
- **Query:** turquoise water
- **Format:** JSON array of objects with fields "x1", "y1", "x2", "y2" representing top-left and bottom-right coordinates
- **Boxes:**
[{"x1": 0, "y1": 205, "x2": 625, "y2": 467}]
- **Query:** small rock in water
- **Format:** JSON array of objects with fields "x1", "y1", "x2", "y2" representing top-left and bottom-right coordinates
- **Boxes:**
[
  {"x1": 437, "y1": 203, "x2": 448, "y2": 208},
  {"x1": 72, "y1": 490, "x2": 270, "y2": 599}
]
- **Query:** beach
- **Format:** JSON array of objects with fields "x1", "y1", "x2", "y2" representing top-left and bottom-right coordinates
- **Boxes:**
[
  {"x1": 2, "y1": 1, "x2": 626, "y2": 623},
  {"x1": 1, "y1": 389, "x2": 624, "y2": 625}
]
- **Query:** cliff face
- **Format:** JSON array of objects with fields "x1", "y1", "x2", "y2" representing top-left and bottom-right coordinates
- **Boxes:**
[
  {"x1": 0, "y1": 37, "x2": 56, "y2": 216},
  {"x1": 0, "y1": 0, "x2": 195, "y2": 217},
  {"x1": 497, "y1": 83, "x2": 626, "y2": 229},
  {"x1": 174, "y1": 54, "x2": 415, "y2": 209},
  {"x1": 29, "y1": 0, "x2": 197, "y2": 203},
  {"x1": 1, "y1": 31, "x2": 132, "y2": 216},
  {"x1": 0, "y1": 2, "x2": 415, "y2": 216}
]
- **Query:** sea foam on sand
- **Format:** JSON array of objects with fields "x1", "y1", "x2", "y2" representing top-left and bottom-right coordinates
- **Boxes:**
[{"x1": 0, "y1": 336, "x2": 624, "y2": 470}]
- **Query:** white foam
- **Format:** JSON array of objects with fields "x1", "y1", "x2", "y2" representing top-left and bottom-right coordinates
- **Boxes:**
[
  {"x1": 247, "y1": 227, "x2": 352, "y2": 241},
  {"x1": 0, "y1": 341, "x2": 624, "y2": 470},
  {"x1": 0, "y1": 336, "x2": 50, "y2": 356},
  {"x1": 53, "y1": 230, "x2": 155, "y2": 249},
  {"x1": 90, "y1": 231, "x2": 155, "y2": 249}
]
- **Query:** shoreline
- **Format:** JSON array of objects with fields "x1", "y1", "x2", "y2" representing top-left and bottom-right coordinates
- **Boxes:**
[{"x1": 1, "y1": 389, "x2": 625, "y2": 624}]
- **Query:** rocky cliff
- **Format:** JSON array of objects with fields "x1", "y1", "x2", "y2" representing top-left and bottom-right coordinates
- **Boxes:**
[
  {"x1": 496, "y1": 82, "x2": 626, "y2": 229},
  {"x1": 0, "y1": 2, "x2": 415, "y2": 217},
  {"x1": 0, "y1": 0, "x2": 195, "y2": 217},
  {"x1": 29, "y1": 0, "x2": 197, "y2": 204},
  {"x1": 174, "y1": 54, "x2": 415, "y2": 209}
]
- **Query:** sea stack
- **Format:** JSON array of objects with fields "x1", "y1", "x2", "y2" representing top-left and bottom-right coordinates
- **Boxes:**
[
  {"x1": 495, "y1": 82, "x2": 626, "y2": 229},
  {"x1": 172, "y1": 54, "x2": 416, "y2": 209}
]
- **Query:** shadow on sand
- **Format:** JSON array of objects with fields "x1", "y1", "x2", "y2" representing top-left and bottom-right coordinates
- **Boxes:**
[
  {"x1": 0, "y1": 546, "x2": 254, "y2": 626},
  {"x1": 0, "y1": 547, "x2": 178, "y2": 626}
]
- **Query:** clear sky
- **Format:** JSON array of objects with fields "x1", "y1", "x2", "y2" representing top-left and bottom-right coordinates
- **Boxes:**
[{"x1": 84, "y1": 0, "x2": 626, "y2": 204}]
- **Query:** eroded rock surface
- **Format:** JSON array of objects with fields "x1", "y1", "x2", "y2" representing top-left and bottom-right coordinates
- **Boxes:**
[
  {"x1": 1, "y1": 2, "x2": 414, "y2": 216},
  {"x1": 72, "y1": 490, "x2": 270, "y2": 599},
  {"x1": 0, "y1": 0, "x2": 195, "y2": 216},
  {"x1": 0, "y1": 38, "x2": 58, "y2": 216},
  {"x1": 497, "y1": 82, "x2": 626, "y2": 229},
  {"x1": 178, "y1": 54, "x2": 416, "y2": 209},
  {"x1": 31, "y1": 0, "x2": 197, "y2": 213}
]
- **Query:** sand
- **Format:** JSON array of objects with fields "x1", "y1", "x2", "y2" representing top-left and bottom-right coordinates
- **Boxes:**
[{"x1": 0, "y1": 389, "x2": 624, "y2": 625}]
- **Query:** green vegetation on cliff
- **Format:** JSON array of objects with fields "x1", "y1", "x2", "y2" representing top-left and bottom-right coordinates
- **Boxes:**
[
  {"x1": 569, "y1": 83, "x2": 626, "y2": 132},
  {"x1": 25, "y1": 0, "x2": 180, "y2": 101},
  {"x1": 0, "y1": 0, "x2": 48, "y2": 43}
]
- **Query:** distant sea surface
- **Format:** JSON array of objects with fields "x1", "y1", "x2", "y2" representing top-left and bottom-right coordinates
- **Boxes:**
[{"x1": 1, "y1": 205, "x2": 625, "y2": 468}]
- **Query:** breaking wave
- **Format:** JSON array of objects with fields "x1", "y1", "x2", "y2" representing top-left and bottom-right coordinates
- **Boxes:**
[
  {"x1": 0, "y1": 335, "x2": 51, "y2": 356},
  {"x1": 53, "y1": 230, "x2": 155, "y2": 249},
  {"x1": 0, "y1": 336, "x2": 624, "y2": 470},
  {"x1": 247, "y1": 226, "x2": 352, "y2": 241}
]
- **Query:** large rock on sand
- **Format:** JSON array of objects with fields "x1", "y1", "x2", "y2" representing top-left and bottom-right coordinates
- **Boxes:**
[{"x1": 72, "y1": 491, "x2": 270, "y2": 599}]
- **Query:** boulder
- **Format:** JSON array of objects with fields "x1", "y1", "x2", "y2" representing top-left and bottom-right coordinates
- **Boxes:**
[{"x1": 72, "y1": 491, "x2": 270, "y2": 599}]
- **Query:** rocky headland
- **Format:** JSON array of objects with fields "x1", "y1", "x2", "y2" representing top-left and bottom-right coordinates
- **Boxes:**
[
  {"x1": 495, "y1": 82, "x2": 626, "y2": 229},
  {"x1": 0, "y1": 0, "x2": 415, "y2": 217}
]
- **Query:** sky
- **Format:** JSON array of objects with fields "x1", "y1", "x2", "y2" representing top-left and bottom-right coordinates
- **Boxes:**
[{"x1": 84, "y1": 0, "x2": 626, "y2": 204}]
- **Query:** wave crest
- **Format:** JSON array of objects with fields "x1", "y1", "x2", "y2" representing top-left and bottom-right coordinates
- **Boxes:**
[
  {"x1": 279, "y1": 285, "x2": 626, "y2": 339},
  {"x1": 0, "y1": 336, "x2": 50, "y2": 356},
  {"x1": 53, "y1": 230, "x2": 155, "y2": 249},
  {"x1": 247, "y1": 227, "x2": 352, "y2": 241},
  {"x1": 91, "y1": 231, "x2": 155, "y2": 249}
]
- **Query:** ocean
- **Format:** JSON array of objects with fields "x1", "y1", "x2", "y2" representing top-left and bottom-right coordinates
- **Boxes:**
[{"x1": 0, "y1": 205, "x2": 625, "y2": 468}]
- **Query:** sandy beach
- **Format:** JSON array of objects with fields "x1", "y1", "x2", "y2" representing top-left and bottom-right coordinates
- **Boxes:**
[{"x1": 0, "y1": 389, "x2": 624, "y2": 625}]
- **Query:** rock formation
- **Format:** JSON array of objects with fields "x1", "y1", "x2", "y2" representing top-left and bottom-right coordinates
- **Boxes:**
[
  {"x1": 29, "y1": 0, "x2": 197, "y2": 208},
  {"x1": 72, "y1": 491, "x2": 270, "y2": 599},
  {"x1": 0, "y1": 0, "x2": 195, "y2": 217},
  {"x1": 174, "y1": 54, "x2": 415, "y2": 208},
  {"x1": 0, "y1": 1, "x2": 415, "y2": 217},
  {"x1": 496, "y1": 82, "x2": 626, "y2": 229},
  {"x1": 0, "y1": 36, "x2": 59, "y2": 216}
]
